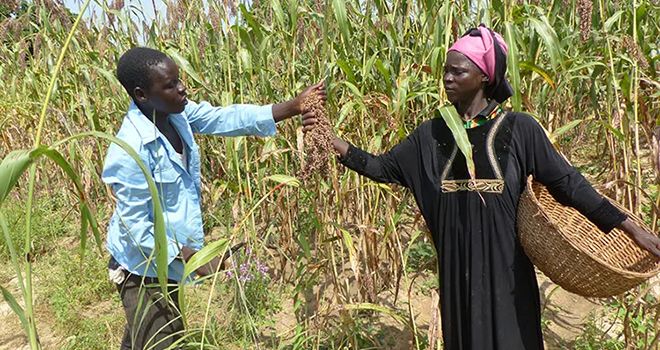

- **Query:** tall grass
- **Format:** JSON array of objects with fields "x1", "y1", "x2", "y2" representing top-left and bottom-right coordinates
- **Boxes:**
[{"x1": 0, "y1": 0, "x2": 659, "y2": 348}]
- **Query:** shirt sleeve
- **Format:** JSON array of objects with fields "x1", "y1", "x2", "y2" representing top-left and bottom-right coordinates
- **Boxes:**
[
  {"x1": 102, "y1": 144, "x2": 182, "y2": 265},
  {"x1": 338, "y1": 124, "x2": 424, "y2": 188},
  {"x1": 522, "y1": 115, "x2": 627, "y2": 233},
  {"x1": 184, "y1": 100, "x2": 276, "y2": 137}
]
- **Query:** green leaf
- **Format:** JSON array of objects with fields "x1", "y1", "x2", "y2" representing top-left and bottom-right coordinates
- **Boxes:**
[
  {"x1": 370, "y1": 182, "x2": 396, "y2": 196},
  {"x1": 0, "y1": 210, "x2": 28, "y2": 333},
  {"x1": 52, "y1": 131, "x2": 169, "y2": 296},
  {"x1": 604, "y1": 10, "x2": 625, "y2": 31},
  {"x1": 528, "y1": 16, "x2": 562, "y2": 70},
  {"x1": 336, "y1": 101, "x2": 356, "y2": 128},
  {"x1": 0, "y1": 150, "x2": 33, "y2": 206},
  {"x1": 437, "y1": 106, "x2": 475, "y2": 180},
  {"x1": 599, "y1": 121, "x2": 625, "y2": 142},
  {"x1": 270, "y1": 0, "x2": 286, "y2": 30},
  {"x1": 264, "y1": 174, "x2": 300, "y2": 187},
  {"x1": 363, "y1": 52, "x2": 379, "y2": 80},
  {"x1": 38, "y1": 148, "x2": 103, "y2": 253},
  {"x1": 287, "y1": 0, "x2": 299, "y2": 32},
  {"x1": 332, "y1": 0, "x2": 351, "y2": 45},
  {"x1": 430, "y1": 46, "x2": 444, "y2": 78},
  {"x1": 93, "y1": 66, "x2": 121, "y2": 88},
  {"x1": 178, "y1": 238, "x2": 230, "y2": 324},
  {"x1": 336, "y1": 59, "x2": 357, "y2": 84},
  {"x1": 0, "y1": 285, "x2": 28, "y2": 332},
  {"x1": 79, "y1": 203, "x2": 89, "y2": 260},
  {"x1": 182, "y1": 239, "x2": 230, "y2": 279},
  {"x1": 550, "y1": 119, "x2": 583, "y2": 142},
  {"x1": 342, "y1": 81, "x2": 363, "y2": 98},
  {"x1": 81, "y1": 204, "x2": 101, "y2": 256},
  {"x1": 339, "y1": 227, "x2": 358, "y2": 278},
  {"x1": 239, "y1": 4, "x2": 264, "y2": 42},
  {"x1": 374, "y1": 59, "x2": 392, "y2": 91},
  {"x1": 238, "y1": 48, "x2": 253, "y2": 73},
  {"x1": 566, "y1": 62, "x2": 608, "y2": 75},
  {"x1": 166, "y1": 48, "x2": 206, "y2": 88},
  {"x1": 343, "y1": 303, "x2": 410, "y2": 329},
  {"x1": 519, "y1": 61, "x2": 555, "y2": 89},
  {"x1": 297, "y1": 230, "x2": 312, "y2": 259},
  {"x1": 505, "y1": 22, "x2": 522, "y2": 111}
]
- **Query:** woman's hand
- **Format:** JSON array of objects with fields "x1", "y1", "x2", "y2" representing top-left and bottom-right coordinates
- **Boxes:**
[
  {"x1": 302, "y1": 109, "x2": 320, "y2": 133},
  {"x1": 620, "y1": 218, "x2": 660, "y2": 258},
  {"x1": 297, "y1": 83, "x2": 348, "y2": 157},
  {"x1": 302, "y1": 112, "x2": 349, "y2": 157}
]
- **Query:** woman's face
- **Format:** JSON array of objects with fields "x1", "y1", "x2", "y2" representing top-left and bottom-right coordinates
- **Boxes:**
[{"x1": 443, "y1": 51, "x2": 488, "y2": 104}]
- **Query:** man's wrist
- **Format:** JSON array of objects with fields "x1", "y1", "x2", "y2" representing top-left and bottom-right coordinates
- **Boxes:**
[
  {"x1": 272, "y1": 99, "x2": 301, "y2": 123},
  {"x1": 287, "y1": 97, "x2": 302, "y2": 116}
]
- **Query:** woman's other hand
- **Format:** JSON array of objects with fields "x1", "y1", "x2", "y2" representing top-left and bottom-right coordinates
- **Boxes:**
[
  {"x1": 620, "y1": 218, "x2": 660, "y2": 258},
  {"x1": 302, "y1": 109, "x2": 319, "y2": 133}
]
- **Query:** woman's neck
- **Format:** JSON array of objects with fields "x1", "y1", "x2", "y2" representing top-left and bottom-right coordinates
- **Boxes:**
[{"x1": 454, "y1": 92, "x2": 489, "y2": 121}]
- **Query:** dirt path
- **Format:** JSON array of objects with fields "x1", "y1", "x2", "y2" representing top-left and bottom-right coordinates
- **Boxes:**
[
  {"x1": 538, "y1": 272, "x2": 605, "y2": 349},
  {"x1": 0, "y1": 277, "x2": 63, "y2": 350},
  {"x1": 0, "y1": 270, "x2": 608, "y2": 349}
]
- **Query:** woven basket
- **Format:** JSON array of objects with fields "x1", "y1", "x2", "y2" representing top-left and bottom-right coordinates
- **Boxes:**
[{"x1": 518, "y1": 179, "x2": 660, "y2": 297}]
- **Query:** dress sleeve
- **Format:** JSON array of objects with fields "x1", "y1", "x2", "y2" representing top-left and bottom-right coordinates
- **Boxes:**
[
  {"x1": 338, "y1": 124, "x2": 424, "y2": 188},
  {"x1": 522, "y1": 115, "x2": 627, "y2": 233}
]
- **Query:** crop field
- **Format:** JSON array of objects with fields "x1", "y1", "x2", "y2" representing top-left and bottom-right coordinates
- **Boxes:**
[{"x1": 0, "y1": 0, "x2": 658, "y2": 349}]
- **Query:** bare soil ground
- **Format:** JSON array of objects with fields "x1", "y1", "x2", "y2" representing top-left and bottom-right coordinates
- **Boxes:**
[
  {"x1": 538, "y1": 272, "x2": 605, "y2": 350},
  {"x1": 0, "y1": 276, "x2": 63, "y2": 350},
  {"x1": 0, "y1": 269, "x2": 608, "y2": 349}
]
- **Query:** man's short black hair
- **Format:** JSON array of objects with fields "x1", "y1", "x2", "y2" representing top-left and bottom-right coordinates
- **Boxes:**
[{"x1": 116, "y1": 47, "x2": 170, "y2": 98}]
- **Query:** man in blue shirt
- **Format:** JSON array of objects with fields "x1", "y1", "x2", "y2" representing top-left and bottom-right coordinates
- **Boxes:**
[{"x1": 103, "y1": 47, "x2": 325, "y2": 349}]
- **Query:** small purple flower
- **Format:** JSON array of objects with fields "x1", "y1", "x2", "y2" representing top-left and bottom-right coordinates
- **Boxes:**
[
  {"x1": 256, "y1": 261, "x2": 269, "y2": 275},
  {"x1": 239, "y1": 273, "x2": 253, "y2": 283},
  {"x1": 225, "y1": 270, "x2": 233, "y2": 278},
  {"x1": 236, "y1": 262, "x2": 253, "y2": 283}
]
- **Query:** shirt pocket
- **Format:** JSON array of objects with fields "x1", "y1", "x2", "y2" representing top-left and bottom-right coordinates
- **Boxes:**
[{"x1": 152, "y1": 164, "x2": 181, "y2": 208}]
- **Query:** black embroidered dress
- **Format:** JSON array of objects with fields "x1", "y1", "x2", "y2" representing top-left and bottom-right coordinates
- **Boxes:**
[{"x1": 339, "y1": 107, "x2": 626, "y2": 350}]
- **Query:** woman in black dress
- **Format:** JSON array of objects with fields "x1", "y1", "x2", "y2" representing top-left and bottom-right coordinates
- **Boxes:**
[{"x1": 304, "y1": 25, "x2": 660, "y2": 349}]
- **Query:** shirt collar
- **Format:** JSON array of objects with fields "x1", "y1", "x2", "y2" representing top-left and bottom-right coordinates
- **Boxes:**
[
  {"x1": 126, "y1": 101, "x2": 187, "y2": 145},
  {"x1": 125, "y1": 101, "x2": 159, "y2": 144},
  {"x1": 463, "y1": 100, "x2": 502, "y2": 129},
  {"x1": 476, "y1": 99, "x2": 500, "y2": 118}
]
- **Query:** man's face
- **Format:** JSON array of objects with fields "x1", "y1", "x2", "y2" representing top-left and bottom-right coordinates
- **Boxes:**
[{"x1": 138, "y1": 59, "x2": 188, "y2": 115}]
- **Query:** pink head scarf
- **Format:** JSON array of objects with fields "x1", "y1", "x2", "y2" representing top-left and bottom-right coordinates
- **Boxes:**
[
  {"x1": 448, "y1": 26, "x2": 508, "y2": 81},
  {"x1": 447, "y1": 25, "x2": 513, "y2": 103}
]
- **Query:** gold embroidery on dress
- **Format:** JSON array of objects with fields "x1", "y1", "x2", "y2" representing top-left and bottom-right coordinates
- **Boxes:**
[
  {"x1": 441, "y1": 179, "x2": 505, "y2": 193},
  {"x1": 486, "y1": 114, "x2": 507, "y2": 180},
  {"x1": 439, "y1": 112, "x2": 509, "y2": 194}
]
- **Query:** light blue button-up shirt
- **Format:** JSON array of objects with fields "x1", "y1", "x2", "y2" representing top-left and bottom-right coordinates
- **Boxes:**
[{"x1": 102, "y1": 100, "x2": 276, "y2": 282}]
